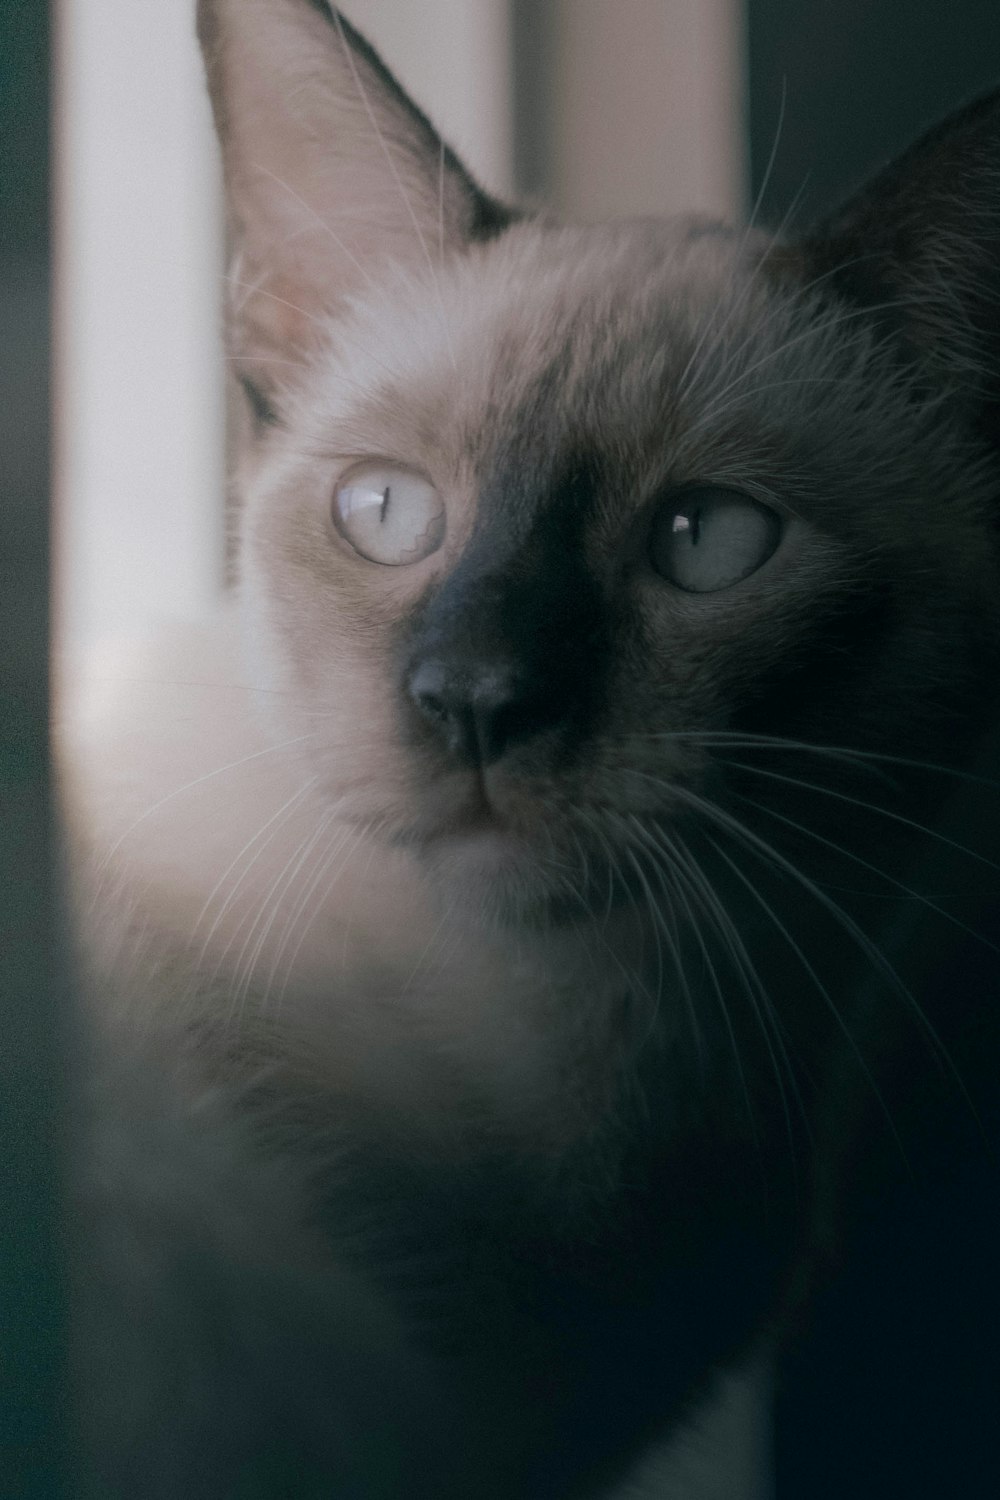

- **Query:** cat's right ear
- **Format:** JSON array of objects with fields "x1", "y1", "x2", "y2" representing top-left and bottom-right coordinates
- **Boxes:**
[
  {"x1": 795, "y1": 90, "x2": 1000, "y2": 444},
  {"x1": 197, "y1": 0, "x2": 510, "y2": 408}
]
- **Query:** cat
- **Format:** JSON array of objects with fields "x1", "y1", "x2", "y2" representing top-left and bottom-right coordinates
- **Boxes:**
[{"x1": 62, "y1": 1, "x2": 1000, "y2": 1495}]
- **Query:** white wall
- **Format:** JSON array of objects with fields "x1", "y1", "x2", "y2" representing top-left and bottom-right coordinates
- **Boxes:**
[{"x1": 56, "y1": 0, "x2": 225, "y2": 649}]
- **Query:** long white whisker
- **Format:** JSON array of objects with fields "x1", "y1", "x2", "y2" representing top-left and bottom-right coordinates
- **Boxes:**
[
  {"x1": 723, "y1": 757, "x2": 1000, "y2": 878},
  {"x1": 264, "y1": 815, "x2": 356, "y2": 1007},
  {"x1": 678, "y1": 806, "x2": 911, "y2": 1166},
  {"x1": 250, "y1": 161, "x2": 383, "y2": 295},
  {"x1": 573, "y1": 811, "x2": 660, "y2": 1015},
  {"x1": 617, "y1": 817, "x2": 707, "y2": 1067},
  {"x1": 671, "y1": 783, "x2": 980, "y2": 1146},
  {"x1": 687, "y1": 296, "x2": 922, "y2": 441},
  {"x1": 193, "y1": 777, "x2": 319, "y2": 968},
  {"x1": 224, "y1": 275, "x2": 403, "y2": 392},
  {"x1": 706, "y1": 827, "x2": 895, "y2": 1147},
  {"x1": 654, "y1": 819, "x2": 802, "y2": 1150},
  {"x1": 96, "y1": 734, "x2": 316, "y2": 874},
  {"x1": 746, "y1": 76, "x2": 787, "y2": 239},
  {"x1": 224, "y1": 274, "x2": 325, "y2": 332},
  {"x1": 729, "y1": 788, "x2": 1000, "y2": 1078},
  {"x1": 637, "y1": 729, "x2": 1000, "y2": 798},
  {"x1": 622, "y1": 845, "x2": 666, "y2": 1013},
  {"x1": 673, "y1": 81, "x2": 800, "y2": 410},
  {"x1": 246, "y1": 807, "x2": 344, "y2": 1017},
  {"x1": 330, "y1": 8, "x2": 457, "y2": 371},
  {"x1": 277, "y1": 824, "x2": 370, "y2": 1009}
]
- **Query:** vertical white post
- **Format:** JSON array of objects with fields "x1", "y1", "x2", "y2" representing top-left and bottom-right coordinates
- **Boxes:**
[
  {"x1": 549, "y1": 0, "x2": 746, "y2": 222},
  {"x1": 57, "y1": 0, "x2": 224, "y2": 649},
  {"x1": 332, "y1": 0, "x2": 514, "y2": 195}
]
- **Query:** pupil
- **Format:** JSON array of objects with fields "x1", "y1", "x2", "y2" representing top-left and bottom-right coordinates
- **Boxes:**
[{"x1": 380, "y1": 486, "x2": 391, "y2": 522}]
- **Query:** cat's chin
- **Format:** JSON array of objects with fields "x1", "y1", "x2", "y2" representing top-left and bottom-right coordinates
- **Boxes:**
[
  {"x1": 402, "y1": 823, "x2": 588, "y2": 932},
  {"x1": 417, "y1": 831, "x2": 561, "y2": 928},
  {"x1": 389, "y1": 793, "x2": 634, "y2": 932}
]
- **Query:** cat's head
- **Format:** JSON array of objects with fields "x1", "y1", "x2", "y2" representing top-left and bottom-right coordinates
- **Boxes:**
[{"x1": 200, "y1": 0, "x2": 1000, "y2": 929}]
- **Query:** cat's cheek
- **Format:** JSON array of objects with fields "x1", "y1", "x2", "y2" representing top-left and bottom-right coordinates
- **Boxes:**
[
  {"x1": 631, "y1": 542, "x2": 843, "y2": 720},
  {"x1": 236, "y1": 570, "x2": 402, "y2": 817}
]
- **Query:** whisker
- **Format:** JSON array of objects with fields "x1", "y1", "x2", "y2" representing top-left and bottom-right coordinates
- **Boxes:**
[
  {"x1": 673, "y1": 82, "x2": 803, "y2": 411},
  {"x1": 653, "y1": 819, "x2": 802, "y2": 1151},
  {"x1": 668, "y1": 831, "x2": 794, "y2": 1182},
  {"x1": 437, "y1": 136, "x2": 446, "y2": 267},
  {"x1": 277, "y1": 823, "x2": 371, "y2": 1010},
  {"x1": 573, "y1": 810, "x2": 660, "y2": 1018},
  {"x1": 264, "y1": 815, "x2": 359, "y2": 1005},
  {"x1": 617, "y1": 816, "x2": 706, "y2": 1066},
  {"x1": 192, "y1": 777, "x2": 320, "y2": 968},
  {"x1": 622, "y1": 845, "x2": 667, "y2": 1015},
  {"x1": 729, "y1": 784, "x2": 1000, "y2": 964},
  {"x1": 636, "y1": 729, "x2": 895, "y2": 780},
  {"x1": 722, "y1": 756, "x2": 1000, "y2": 875},
  {"x1": 632, "y1": 728, "x2": 1000, "y2": 798},
  {"x1": 746, "y1": 76, "x2": 787, "y2": 240},
  {"x1": 224, "y1": 274, "x2": 325, "y2": 332},
  {"x1": 668, "y1": 791, "x2": 912, "y2": 1163},
  {"x1": 330, "y1": 9, "x2": 457, "y2": 372},
  {"x1": 240, "y1": 806, "x2": 345, "y2": 1016},
  {"x1": 398, "y1": 904, "x2": 452, "y2": 1002},
  {"x1": 95, "y1": 734, "x2": 316, "y2": 874},
  {"x1": 671, "y1": 783, "x2": 981, "y2": 1146},
  {"x1": 685, "y1": 296, "x2": 929, "y2": 441},
  {"x1": 250, "y1": 160, "x2": 384, "y2": 295},
  {"x1": 701, "y1": 829, "x2": 908, "y2": 1161}
]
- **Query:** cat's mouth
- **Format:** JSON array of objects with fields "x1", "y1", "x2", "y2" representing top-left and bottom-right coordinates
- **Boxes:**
[
  {"x1": 387, "y1": 767, "x2": 562, "y2": 900},
  {"x1": 408, "y1": 768, "x2": 519, "y2": 845},
  {"x1": 384, "y1": 766, "x2": 625, "y2": 930}
]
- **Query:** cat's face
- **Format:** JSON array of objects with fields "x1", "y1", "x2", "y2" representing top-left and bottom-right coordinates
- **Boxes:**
[{"x1": 203, "y1": 1, "x2": 1000, "y2": 928}]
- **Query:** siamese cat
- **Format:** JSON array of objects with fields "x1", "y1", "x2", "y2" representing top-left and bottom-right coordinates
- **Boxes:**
[{"x1": 64, "y1": 1, "x2": 1000, "y2": 1495}]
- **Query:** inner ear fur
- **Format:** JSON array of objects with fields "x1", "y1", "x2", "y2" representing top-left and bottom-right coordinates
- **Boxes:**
[{"x1": 197, "y1": 0, "x2": 511, "y2": 393}]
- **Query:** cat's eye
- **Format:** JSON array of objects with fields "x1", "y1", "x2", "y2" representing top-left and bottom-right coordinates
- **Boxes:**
[
  {"x1": 650, "y1": 488, "x2": 782, "y2": 593},
  {"x1": 331, "y1": 462, "x2": 445, "y2": 566}
]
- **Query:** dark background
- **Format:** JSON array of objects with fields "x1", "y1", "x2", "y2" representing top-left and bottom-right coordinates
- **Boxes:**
[
  {"x1": 747, "y1": 0, "x2": 1000, "y2": 226},
  {"x1": 747, "y1": 4, "x2": 1000, "y2": 1496},
  {"x1": 0, "y1": 2, "x2": 70, "y2": 1498}
]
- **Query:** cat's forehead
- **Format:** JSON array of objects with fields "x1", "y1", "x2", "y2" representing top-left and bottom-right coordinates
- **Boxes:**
[
  {"x1": 288, "y1": 212, "x2": 967, "y2": 557},
  {"x1": 304, "y1": 217, "x2": 779, "y2": 481}
]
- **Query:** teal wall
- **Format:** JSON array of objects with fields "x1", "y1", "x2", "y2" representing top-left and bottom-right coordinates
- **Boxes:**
[{"x1": 748, "y1": 0, "x2": 1000, "y2": 226}]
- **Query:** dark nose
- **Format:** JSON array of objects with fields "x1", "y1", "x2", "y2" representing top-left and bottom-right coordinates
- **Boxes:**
[{"x1": 407, "y1": 657, "x2": 538, "y2": 767}]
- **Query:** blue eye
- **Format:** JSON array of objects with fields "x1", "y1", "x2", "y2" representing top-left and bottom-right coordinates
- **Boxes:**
[
  {"x1": 650, "y1": 488, "x2": 782, "y2": 592},
  {"x1": 332, "y1": 462, "x2": 445, "y2": 566}
]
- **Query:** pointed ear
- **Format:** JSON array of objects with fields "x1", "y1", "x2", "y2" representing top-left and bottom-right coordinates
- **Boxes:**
[
  {"x1": 799, "y1": 91, "x2": 1000, "y2": 441},
  {"x1": 197, "y1": 0, "x2": 510, "y2": 390}
]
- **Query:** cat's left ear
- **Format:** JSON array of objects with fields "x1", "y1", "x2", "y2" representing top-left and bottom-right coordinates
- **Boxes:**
[
  {"x1": 797, "y1": 90, "x2": 1000, "y2": 439},
  {"x1": 197, "y1": 0, "x2": 510, "y2": 383}
]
